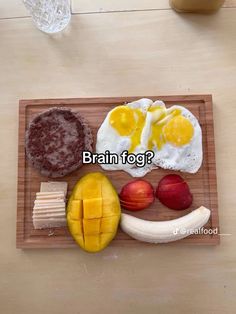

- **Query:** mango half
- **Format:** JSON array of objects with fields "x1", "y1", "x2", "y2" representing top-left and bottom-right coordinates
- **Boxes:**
[{"x1": 67, "y1": 172, "x2": 121, "y2": 253}]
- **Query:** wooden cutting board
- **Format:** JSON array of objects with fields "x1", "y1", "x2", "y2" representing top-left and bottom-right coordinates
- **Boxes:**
[{"x1": 17, "y1": 95, "x2": 219, "y2": 248}]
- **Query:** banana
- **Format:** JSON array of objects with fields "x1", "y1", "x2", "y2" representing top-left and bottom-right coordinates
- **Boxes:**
[{"x1": 120, "y1": 206, "x2": 211, "y2": 243}]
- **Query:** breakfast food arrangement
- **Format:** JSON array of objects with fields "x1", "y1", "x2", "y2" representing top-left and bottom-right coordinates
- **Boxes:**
[{"x1": 17, "y1": 96, "x2": 219, "y2": 251}]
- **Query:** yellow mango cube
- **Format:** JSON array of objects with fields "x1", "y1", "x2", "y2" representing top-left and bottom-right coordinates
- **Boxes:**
[
  {"x1": 82, "y1": 176, "x2": 101, "y2": 199},
  {"x1": 74, "y1": 235, "x2": 84, "y2": 248},
  {"x1": 73, "y1": 182, "x2": 82, "y2": 200},
  {"x1": 83, "y1": 198, "x2": 102, "y2": 219},
  {"x1": 83, "y1": 219, "x2": 100, "y2": 235},
  {"x1": 102, "y1": 199, "x2": 120, "y2": 217},
  {"x1": 84, "y1": 235, "x2": 100, "y2": 252},
  {"x1": 68, "y1": 200, "x2": 82, "y2": 220},
  {"x1": 69, "y1": 220, "x2": 83, "y2": 236},
  {"x1": 101, "y1": 216, "x2": 119, "y2": 233},
  {"x1": 100, "y1": 233, "x2": 113, "y2": 248}
]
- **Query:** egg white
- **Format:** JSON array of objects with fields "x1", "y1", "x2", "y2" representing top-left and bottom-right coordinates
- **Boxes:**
[{"x1": 152, "y1": 106, "x2": 202, "y2": 173}]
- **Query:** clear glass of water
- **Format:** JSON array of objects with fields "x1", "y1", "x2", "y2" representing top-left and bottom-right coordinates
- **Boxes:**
[{"x1": 23, "y1": 0, "x2": 71, "y2": 33}]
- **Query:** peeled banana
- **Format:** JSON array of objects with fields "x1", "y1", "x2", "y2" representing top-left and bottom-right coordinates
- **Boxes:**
[{"x1": 120, "y1": 206, "x2": 211, "y2": 243}]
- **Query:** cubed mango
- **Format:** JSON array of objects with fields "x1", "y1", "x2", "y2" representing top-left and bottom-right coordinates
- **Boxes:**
[
  {"x1": 101, "y1": 216, "x2": 119, "y2": 233},
  {"x1": 84, "y1": 235, "x2": 100, "y2": 252},
  {"x1": 83, "y1": 198, "x2": 102, "y2": 219},
  {"x1": 67, "y1": 172, "x2": 121, "y2": 253},
  {"x1": 69, "y1": 220, "x2": 83, "y2": 236},
  {"x1": 102, "y1": 198, "x2": 120, "y2": 217},
  {"x1": 83, "y1": 219, "x2": 100, "y2": 235},
  {"x1": 68, "y1": 200, "x2": 82, "y2": 220}
]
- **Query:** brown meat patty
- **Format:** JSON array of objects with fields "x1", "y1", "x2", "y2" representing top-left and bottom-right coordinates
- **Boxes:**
[{"x1": 25, "y1": 107, "x2": 93, "y2": 178}]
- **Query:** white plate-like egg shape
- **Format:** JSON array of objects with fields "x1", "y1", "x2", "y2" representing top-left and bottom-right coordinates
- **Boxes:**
[{"x1": 96, "y1": 99, "x2": 202, "y2": 177}]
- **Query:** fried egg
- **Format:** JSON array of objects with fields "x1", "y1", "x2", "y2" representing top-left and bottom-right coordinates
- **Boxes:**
[{"x1": 96, "y1": 99, "x2": 202, "y2": 177}]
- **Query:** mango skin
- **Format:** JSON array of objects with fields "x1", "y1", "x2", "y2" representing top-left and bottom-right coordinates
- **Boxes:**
[{"x1": 67, "y1": 172, "x2": 121, "y2": 253}]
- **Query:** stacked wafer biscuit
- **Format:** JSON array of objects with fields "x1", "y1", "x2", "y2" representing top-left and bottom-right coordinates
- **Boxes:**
[{"x1": 33, "y1": 182, "x2": 68, "y2": 229}]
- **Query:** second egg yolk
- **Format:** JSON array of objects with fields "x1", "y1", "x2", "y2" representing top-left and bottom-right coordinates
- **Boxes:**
[{"x1": 163, "y1": 115, "x2": 194, "y2": 146}]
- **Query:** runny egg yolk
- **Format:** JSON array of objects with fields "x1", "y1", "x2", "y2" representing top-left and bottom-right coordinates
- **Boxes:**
[
  {"x1": 148, "y1": 108, "x2": 179, "y2": 150},
  {"x1": 109, "y1": 106, "x2": 136, "y2": 136},
  {"x1": 148, "y1": 108, "x2": 166, "y2": 150},
  {"x1": 109, "y1": 106, "x2": 145, "y2": 153},
  {"x1": 109, "y1": 105, "x2": 194, "y2": 152},
  {"x1": 163, "y1": 115, "x2": 194, "y2": 146},
  {"x1": 148, "y1": 124, "x2": 166, "y2": 150},
  {"x1": 148, "y1": 109, "x2": 194, "y2": 149},
  {"x1": 129, "y1": 109, "x2": 145, "y2": 153}
]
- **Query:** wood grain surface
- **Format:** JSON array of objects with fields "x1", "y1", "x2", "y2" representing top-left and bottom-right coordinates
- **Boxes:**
[{"x1": 17, "y1": 95, "x2": 219, "y2": 248}]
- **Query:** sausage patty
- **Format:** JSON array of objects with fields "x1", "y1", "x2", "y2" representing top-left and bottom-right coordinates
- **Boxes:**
[{"x1": 25, "y1": 107, "x2": 93, "y2": 178}]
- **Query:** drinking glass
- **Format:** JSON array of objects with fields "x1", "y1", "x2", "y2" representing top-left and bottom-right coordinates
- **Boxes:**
[{"x1": 23, "y1": 0, "x2": 71, "y2": 33}]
